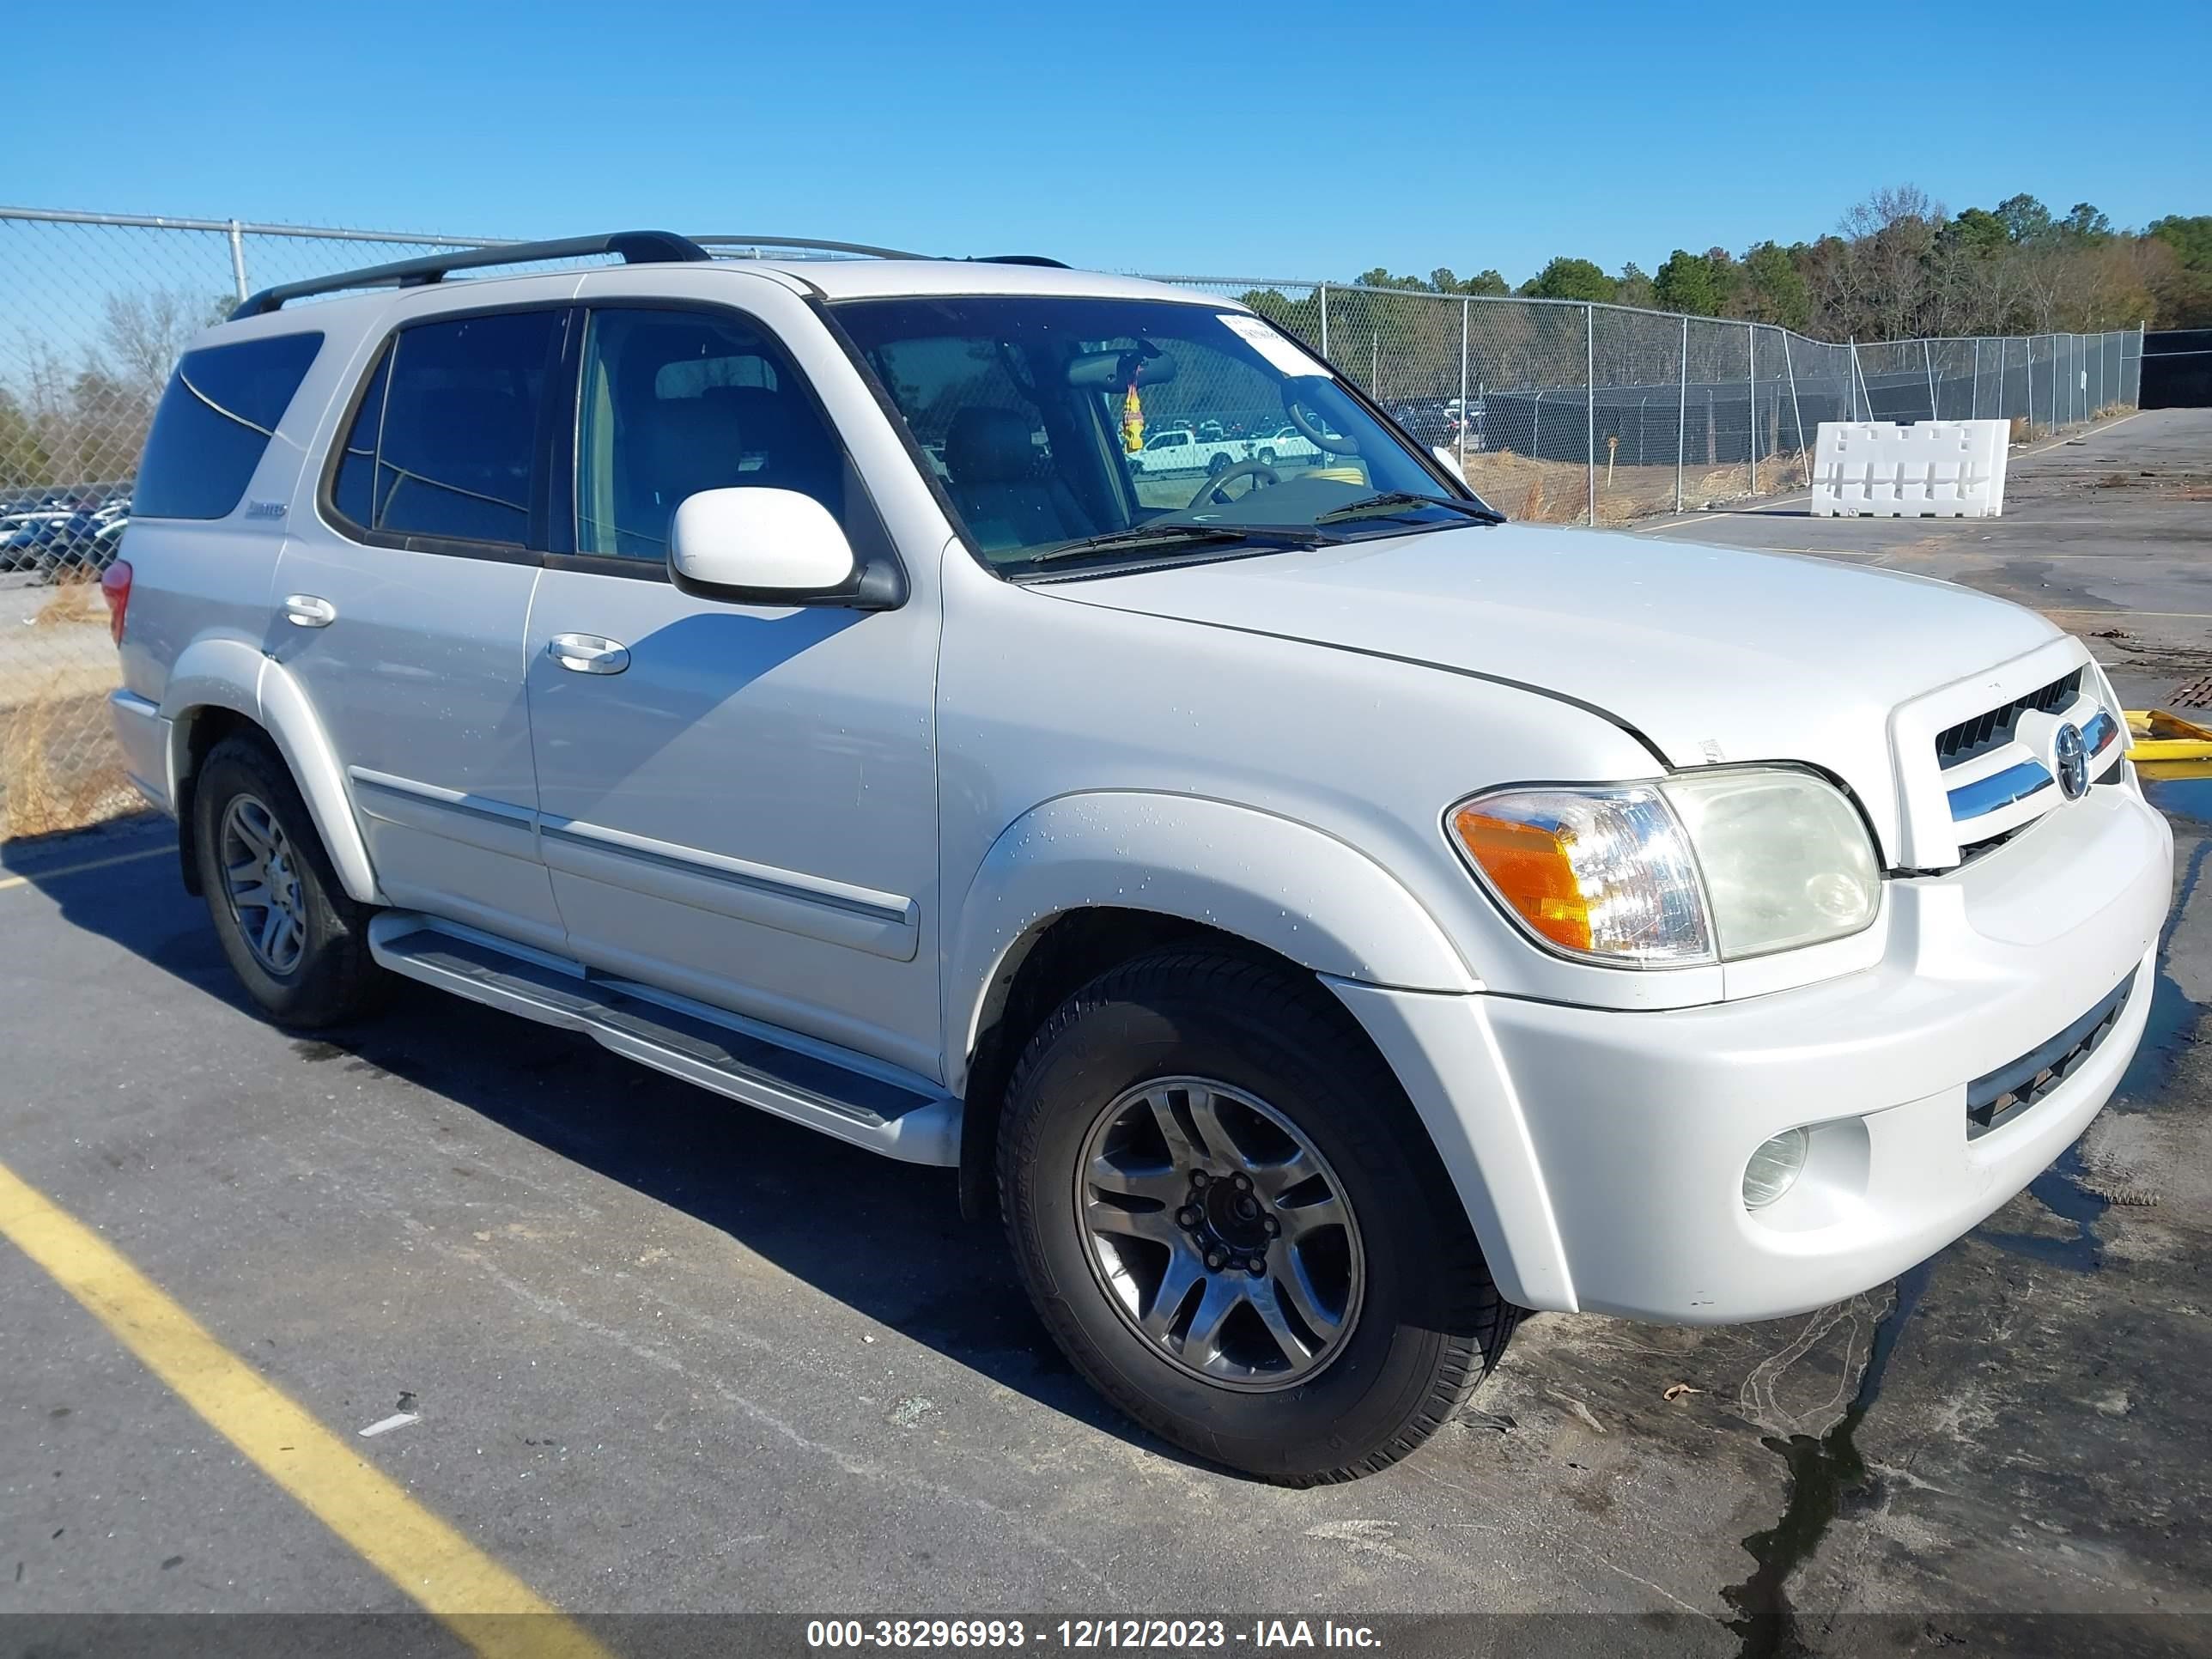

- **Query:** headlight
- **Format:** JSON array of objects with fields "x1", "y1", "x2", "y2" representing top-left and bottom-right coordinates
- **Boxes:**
[{"x1": 1448, "y1": 769, "x2": 1879, "y2": 968}]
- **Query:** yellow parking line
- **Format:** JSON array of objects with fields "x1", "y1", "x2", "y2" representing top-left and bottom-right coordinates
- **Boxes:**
[
  {"x1": 0, "y1": 1159, "x2": 612, "y2": 1659},
  {"x1": 0, "y1": 844, "x2": 171, "y2": 892}
]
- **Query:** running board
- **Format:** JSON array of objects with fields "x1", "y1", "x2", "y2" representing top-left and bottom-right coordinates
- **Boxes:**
[{"x1": 366, "y1": 915, "x2": 959, "y2": 1165}]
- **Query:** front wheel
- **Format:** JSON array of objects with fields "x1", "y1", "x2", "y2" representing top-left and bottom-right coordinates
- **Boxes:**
[
  {"x1": 192, "y1": 734, "x2": 387, "y2": 1028},
  {"x1": 999, "y1": 947, "x2": 1511, "y2": 1485}
]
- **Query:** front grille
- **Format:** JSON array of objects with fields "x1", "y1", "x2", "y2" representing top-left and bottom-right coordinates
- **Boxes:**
[
  {"x1": 1966, "y1": 969, "x2": 2136, "y2": 1139},
  {"x1": 1935, "y1": 668, "x2": 2083, "y2": 769}
]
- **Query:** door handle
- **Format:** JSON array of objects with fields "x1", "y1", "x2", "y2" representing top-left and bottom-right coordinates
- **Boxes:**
[
  {"x1": 547, "y1": 633, "x2": 630, "y2": 675},
  {"x1": 282, "y1": 593, "x2": 337, "y2": 628}
]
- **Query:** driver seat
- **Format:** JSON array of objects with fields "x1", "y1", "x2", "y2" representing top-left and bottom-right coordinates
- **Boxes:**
[{"x1": 944, "y1": 407, "x2": 1089, "y2": 553}]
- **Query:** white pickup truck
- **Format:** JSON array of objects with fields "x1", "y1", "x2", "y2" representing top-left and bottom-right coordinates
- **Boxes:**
[
  {"x1": 109, "y1": 233, "x2": 2169, "y2": 1486},
  {"x1": 1127, "y1": 425, "x2": 1249, "y2": 476}
]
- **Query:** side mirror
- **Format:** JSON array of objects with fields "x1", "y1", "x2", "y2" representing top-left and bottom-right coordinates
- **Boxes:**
[
  {"x1": 1431, "y1": 446, "x2": 1468, "y2": 483},
  {"x1": 668, "y1": 488, "x2": 860, "y2": 605}
]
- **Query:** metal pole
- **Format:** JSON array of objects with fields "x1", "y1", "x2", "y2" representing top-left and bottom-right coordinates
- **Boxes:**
[
  {"x1": 1781, "y1": 328, "x2": 1805, "y2": 464},
  {"x1": 1458, "y1": 298, "x2": 1470, "y2": 472},
  {"x1": 1676, "y1": 313, "x2": 1688, "y2": 513},
  {"x1": 1318, "y1": 283, "x2": 1328, "y2": 359},
  {"x1": 1747, "y1": 322, "x2": 1758, "y2": 495},
  {"x1": 1584, "y1": 303, "x2": 1597, "y2": 526},
  {"x1": 1971, "y1": 338, "x2": 1981, "y2": 420},
  {"x1": 2026, "y1": 337, "x2": 2034, "y2": 430},
  {"x1": 1922, "y1": 338, "x2": 1938, "y2": 421},
  {"x1": 227, "y1": 218, "x2": 248, "y2": 304},
  {"x1": 1849, "y1": 338, "x2": 1863, "y2": 422}
]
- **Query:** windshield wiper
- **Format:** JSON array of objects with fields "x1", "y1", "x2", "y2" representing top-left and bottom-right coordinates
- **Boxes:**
[
  {"x1": 1023, "y1": 520, "x2": 1325, "y2": 566},
  {"x1": 1311, "y1": 491, "x2": 1504, "y2": 526}
]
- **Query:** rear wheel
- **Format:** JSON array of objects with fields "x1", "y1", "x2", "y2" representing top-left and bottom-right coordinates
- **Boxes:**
[
  {"x1": 1000, "y1": 946, "x2": 1511, "y2": 1485},
  {"x1": 192, "y1": 735, "x2": 386, "y2": 1028}
]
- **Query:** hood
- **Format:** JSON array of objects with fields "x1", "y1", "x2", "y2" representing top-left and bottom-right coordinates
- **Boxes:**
[{"x1": 1049, "y1": 521, "x2": 2065, "y2": 852}]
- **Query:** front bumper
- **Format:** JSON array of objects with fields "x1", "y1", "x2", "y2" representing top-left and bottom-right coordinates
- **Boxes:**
[{"x1": 1334, "y1": 781, "x2": 2172, "y2": 1322}]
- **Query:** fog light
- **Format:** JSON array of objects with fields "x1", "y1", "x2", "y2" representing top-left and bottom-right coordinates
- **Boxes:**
[{"x1": 1742, "y1": 1128, "x2": 1809, "y2": 1211}]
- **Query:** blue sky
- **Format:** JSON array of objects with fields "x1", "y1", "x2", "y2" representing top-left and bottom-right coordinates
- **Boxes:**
[{"x1": 18, "y1": 0, "x2": 2208, "y2": 282}]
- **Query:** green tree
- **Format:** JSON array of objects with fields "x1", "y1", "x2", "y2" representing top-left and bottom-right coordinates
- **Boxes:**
[
  {"x1": 1734, "y1": 240, "x2": 1811, "y2": 330},
  {"x1": 1995, "y1": 192, "x2": 2052, "y2": 243},
  {"x1": 1519, "y1": 257, "x2": 1613, "y2": 303},
  {"x1": 2058, "y1": 203, "x2": 2114, "y2": 243},
  {"x1": 1653, "y1": 248, "x2": 1723, "y2": 315},
  {"x1": 2148, "y1": 214, "x2": 2212, "y2": 270},
  {"x1": 1613, "y1": 262, "x2": 1656, "y2": 310},
  {"x1": 1426, "y1": 267, "x2": 1510, "y2": 297},
  {"x1": 1945, "y1": 207, "x2": 2010, "y2": 255}
]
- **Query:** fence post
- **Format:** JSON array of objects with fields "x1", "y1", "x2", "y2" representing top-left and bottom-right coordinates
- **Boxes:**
[
  {"x1": 1676, "y1": 314, "x2": 1688, "y2": 513},
  {"x1": 227, "y1": 218, "x2": 249, "y2": 305},
  {"x1": 1584, "y1": 303, "x2": 1596, "y2": 526},
  {"x1": 1457, "y1": 298, "x2": 1470, "y2": 472},
  {"x1": 1747, "y1": 322, "x2": 1758, "y2": 495},
  {"x1": 1848, "y1": 338, "x2": 1864, "y2": 422},
  {"x1": 1971, "y1": 338, "x2": 1981, "y2": 418},
  {"x1": 2026, "y1": 337, "x2": 2034, "y2": 430},
  {"x1": 1781, "y1": 328, "x2": 1805, "y2": 465},
  {"x1": 1318, "y1": 283, "x2": 1328, "y2": 359},
  {"x1": 1922, "y1": 338, "x2": 1938, "y2": 421}
]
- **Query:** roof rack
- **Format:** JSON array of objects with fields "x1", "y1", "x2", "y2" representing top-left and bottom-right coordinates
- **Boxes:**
[
  {"x1": 696, "y1": 235, "x2": 931, "y2": 260},
  {"x1": 230, "y1": 230, "x2": 710, "y2": 319},
  {"x1": 230, "y1": 229, "x2": 1074, "y2": 320}
]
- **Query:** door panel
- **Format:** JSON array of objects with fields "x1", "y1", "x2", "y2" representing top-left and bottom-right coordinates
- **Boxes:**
[
  {"x1": 269, "y1": 302, "x2": 568, "y2": 949},
  {"x1": 523, "y1": 301, "x2": 939, "y2": 1077},
  {"x1": 270, "y1": 542, "x2": 558, "y2": 946},
  {"x1": 525, "y1": 577, "x2": 940, "y2": 1076}
]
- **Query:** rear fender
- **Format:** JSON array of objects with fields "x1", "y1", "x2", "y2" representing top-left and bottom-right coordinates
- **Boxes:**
[{"x1": 162, "y1": 638, "x2": 380, "y2": 905}]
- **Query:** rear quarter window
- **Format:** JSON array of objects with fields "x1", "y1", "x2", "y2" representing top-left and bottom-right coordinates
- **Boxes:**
[{"x1": 132, "y1": 331, "x2": 325, "y2": 520}]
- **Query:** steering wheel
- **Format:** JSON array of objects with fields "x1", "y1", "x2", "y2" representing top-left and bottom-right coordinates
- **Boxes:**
[
  {"x1": 1188, "y1": 459, "x2": 1281, "y2": 508},
  {"x1": 1285, "y1": 394, "x2": 1361, "y2": 454}
]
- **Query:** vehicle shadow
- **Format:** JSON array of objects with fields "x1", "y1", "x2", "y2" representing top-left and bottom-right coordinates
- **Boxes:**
[{"x1": 8, "y1": 826, "x2": 1206, "y2": 1472}]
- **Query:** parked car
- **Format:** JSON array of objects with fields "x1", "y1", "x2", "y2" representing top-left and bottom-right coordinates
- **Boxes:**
[
  {"x1": 1247, "y1": 422, "x2": 1322, "y2": 466},
  {"x1": 1127, "y1": 425, "x2": 1251, "y2": 477},
  {"x1": 35, "y1": 515, "x2": 125, "y2": 583},
  {"x1": 109, "y1": 234, "x2": 2170, "y2": 1486},
  {"x1": 2, "y1": 510, "x2": 100, "y2": 576}
]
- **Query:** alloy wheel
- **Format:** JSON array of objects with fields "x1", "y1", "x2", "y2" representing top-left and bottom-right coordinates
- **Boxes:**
[{"x1": 1074, "y1": 1076, "x2": 1364, "y2": 1391}]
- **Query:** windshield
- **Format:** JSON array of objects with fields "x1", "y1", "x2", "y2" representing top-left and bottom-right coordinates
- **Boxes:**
[{"x1": 831, "y1": 295, "x2": 1495, "y2": 576}]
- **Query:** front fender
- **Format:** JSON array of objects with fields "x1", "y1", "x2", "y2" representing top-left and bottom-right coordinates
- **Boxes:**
[
  {"x1": 947, "y1": 791, "x2": 1478, "y2": 1080},
  {"x1": 161, "y1": 638, "x2": 380, "y2": 906}
]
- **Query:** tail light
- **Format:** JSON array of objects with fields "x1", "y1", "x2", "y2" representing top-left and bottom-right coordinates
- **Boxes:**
[{"x1": 100, "y1": 558, "x2": 132, "y2": 645}]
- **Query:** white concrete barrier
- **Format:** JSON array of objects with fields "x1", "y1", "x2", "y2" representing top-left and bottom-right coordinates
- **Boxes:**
[{"x1": 1811, "y1": 419, "x2": 2009, "y2": 518}]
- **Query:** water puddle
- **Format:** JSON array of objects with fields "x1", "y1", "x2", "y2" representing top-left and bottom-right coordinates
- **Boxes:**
[{"x1": 1723, "y1": 1258, "x2": 1936, "y2": 1659}]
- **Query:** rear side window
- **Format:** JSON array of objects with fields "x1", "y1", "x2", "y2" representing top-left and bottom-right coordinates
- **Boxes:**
[
  {"x1": 331, "y1": 310, "x2": 561, "y2": 547},
  {"x1": 133, "y1": 332, "x2": 324, "y2": 520}
]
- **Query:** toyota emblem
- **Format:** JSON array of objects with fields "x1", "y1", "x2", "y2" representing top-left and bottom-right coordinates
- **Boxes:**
[{"x1": 2054, "y1": 722, "x2": 2088, "y2": 801}]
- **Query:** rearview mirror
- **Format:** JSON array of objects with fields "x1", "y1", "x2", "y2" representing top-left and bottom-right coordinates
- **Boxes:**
[
  {"x1": 668, "y1": 488, "x2": 859, "y2": 605},
  {"x1": 1066, "y1": 348, "x2": 1179, "y2": 390}
]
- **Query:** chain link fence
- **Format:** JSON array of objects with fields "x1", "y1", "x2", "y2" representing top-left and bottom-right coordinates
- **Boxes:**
[{"x1": 0, "y1": 206, "x2": 2146, "y2": 839}]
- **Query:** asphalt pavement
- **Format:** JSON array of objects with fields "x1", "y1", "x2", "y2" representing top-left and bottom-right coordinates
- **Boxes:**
[{"x1": 1, "y1": 411, "x2": 2208, "y2": 1655}]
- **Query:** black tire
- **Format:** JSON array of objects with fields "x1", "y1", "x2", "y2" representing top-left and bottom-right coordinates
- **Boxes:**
[
  {"x1": 999, "y1": 946, "x2": 1511, "y2": 1485},
  {"x1": 1257, "y1": 447, "x2": 1277, "y2": 466},
  {"x1": 1206, "y1": 451, "x2": 1232, "y2": 477},
  {"x1": 192, "y1": 733, "x2": 387, "y2": 1028}
]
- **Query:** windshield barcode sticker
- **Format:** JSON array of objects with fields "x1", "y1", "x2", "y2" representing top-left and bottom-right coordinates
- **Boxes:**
[{"x1": 1218, "y1": 313, "x2": 1330, "y2": 380}]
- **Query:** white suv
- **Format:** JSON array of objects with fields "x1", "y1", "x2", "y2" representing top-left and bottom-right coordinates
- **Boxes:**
[{"x1": 105, "y1": 232, "x2": 2171, "y2": 1484}]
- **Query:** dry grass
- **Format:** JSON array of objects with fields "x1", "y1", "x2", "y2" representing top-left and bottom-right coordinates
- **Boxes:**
[
  {"x1": 1461, "y1": 447, "x2": 1808, "y2": 526},
  {"x1": 0, "y1": 677, "x2": 132, "y2": 840},
  {"x1": 33, "y1": 581, "x2": 107, "y2": 629}
]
